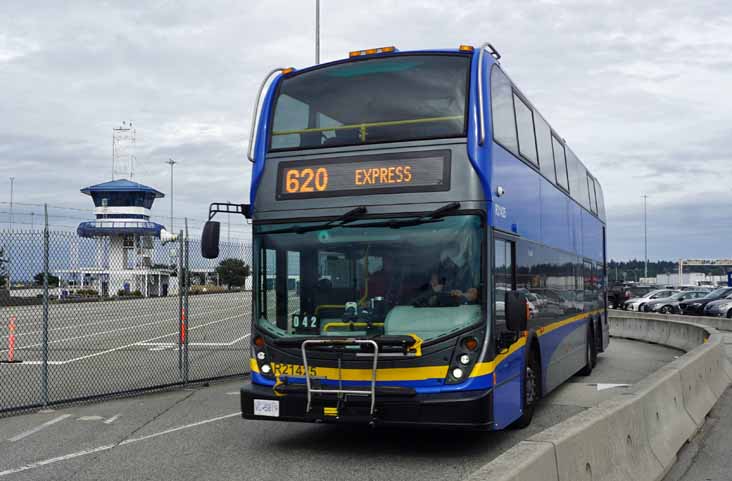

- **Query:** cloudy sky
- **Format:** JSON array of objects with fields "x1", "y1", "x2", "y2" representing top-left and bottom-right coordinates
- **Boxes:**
[{"x1": 1, "y1": 0, "x2": 731, "y2": 260}]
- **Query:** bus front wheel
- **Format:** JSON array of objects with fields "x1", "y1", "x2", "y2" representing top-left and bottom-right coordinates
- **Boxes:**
[{"x1": 511, "y1": 348, "x2": 540, "y2": 429}]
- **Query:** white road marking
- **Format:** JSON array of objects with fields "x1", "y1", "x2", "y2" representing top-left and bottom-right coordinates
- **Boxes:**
[
  {"x1": 77, "y1": 416, "x2": 104, "y2": 421},
  {"x1": 0, "y1": 412, "x2": 241, "y2": 477},
  {"x1": 18, "y1": 361, "x2": 64, "y2": 365},
  {"x1": 104, "y1": 414, "x2": 121, "y2": 424},
  {"x1": 595, "y1": 383, "x2": 630, "y2": 391},
  {"x1": 138, "y1": 333, "x2": 251, "y2": 347},
  {"x1": 0, "y1": 305, "x2": 240, "y2": 340},
  {"x1": 4, "y1": 314, "x2": 245, "y2": 365},
  {"x1": 0, "y1": 305, "x2": 243, "y2": 354},
  {"x1": 226, "y1": 391, "x2": 239, "y2": 395},
  {"x1": 8, "y1": 414, "x2": 72, "y2": 442}
]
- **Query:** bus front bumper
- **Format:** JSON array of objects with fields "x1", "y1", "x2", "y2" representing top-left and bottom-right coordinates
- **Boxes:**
[{"x1": 241, "y1": 381, "x2": 494, "y2": 429}]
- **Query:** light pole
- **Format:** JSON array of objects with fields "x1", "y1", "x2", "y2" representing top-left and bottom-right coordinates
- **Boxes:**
[
  {"x1": 165, "y1": 159, "x2": 177, "y2": 232},
  {"x1": 642, "y1": 194, "x2": 648, "y2": 281},
  {"x1": 9, "y1": 177, "x2": 14, "y2": 229},
  {"x1": 315, "y1": 0, "x2": 320, "y2": 64},
  {"x1": 8, "y1": 177, "x2": 14, "y2": 291}
]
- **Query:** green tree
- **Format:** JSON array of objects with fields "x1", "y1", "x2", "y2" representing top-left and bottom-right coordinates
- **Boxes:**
[
  {"x1": 215, "y1": 258, "x2": 251, "y2": 289},
  {"x1": 34, "y1": 272, "x2": 60, "y2": 287}
]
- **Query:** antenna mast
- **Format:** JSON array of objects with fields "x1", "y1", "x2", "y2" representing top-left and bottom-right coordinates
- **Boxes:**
[{"x1": 112, "y1": 121, "x2": 136, "y2": 180}]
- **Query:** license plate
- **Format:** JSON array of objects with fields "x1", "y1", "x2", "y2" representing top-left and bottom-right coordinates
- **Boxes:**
[
  {"x1": 272, "y1": 363, "x2": 318, "y2": 377},
  {"x1": 253, "y1": 399, "x2": 280, "y2": 417}
]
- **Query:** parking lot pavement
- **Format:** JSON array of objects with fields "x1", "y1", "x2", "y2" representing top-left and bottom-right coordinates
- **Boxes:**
[
  {"x1": 0, "y1": 338, "x2": 681, "y2": 481},
  {"x1": 0, "y1": 293, "x2": 251, "y2": 411}
]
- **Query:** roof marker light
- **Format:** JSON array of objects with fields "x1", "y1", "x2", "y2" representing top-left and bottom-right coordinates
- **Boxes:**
[
  {"x1": 459, "y1": 45, "x2": 475, "y2": 52},
  {"x1": 349, "y1": 46, "x2": 398, "y2": 57},
  {"x1": 281, "y1": 67, "x2": 295, "y2": 75}
]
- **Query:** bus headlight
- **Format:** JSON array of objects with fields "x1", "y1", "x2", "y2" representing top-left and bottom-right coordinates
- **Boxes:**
[
  {"x1": 256, "y1": 351, "x2": 266, "y2": 361},
  {"x1": 446, "y1": 334, "x2": 482, "y2": 384},
  {"x1": 261, "y1": 364, "x2": 272, "y2": 374}
]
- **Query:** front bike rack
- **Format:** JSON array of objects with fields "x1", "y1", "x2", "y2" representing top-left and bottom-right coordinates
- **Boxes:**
[{"x1": 300, "y1": 339, "x2": 379, "y2": 416}]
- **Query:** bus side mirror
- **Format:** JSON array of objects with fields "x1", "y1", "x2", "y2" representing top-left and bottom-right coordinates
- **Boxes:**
[
  {"x1": 505, "y1": 291, "x2": 528, "y2": 332},
  {"x1": 201, "y1": 221, "x2": 221, "y2": 259}
]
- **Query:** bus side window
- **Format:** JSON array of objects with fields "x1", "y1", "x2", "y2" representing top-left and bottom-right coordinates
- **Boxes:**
[
  {"x1": 513, "y1": 93, "x2": 538, "y2": 167},
  {"x1": 494, "y1": 238, "x2": 515, "y2": 324},
  {"x1": 552, "y1": 136, "x2": 570, "y2": 191},
  {"x1": 535, "y1": 114, "x2": 555, "y2": 182},
  {"x1": 490, "y1": 67, "x2": 518, "y2": 155}
]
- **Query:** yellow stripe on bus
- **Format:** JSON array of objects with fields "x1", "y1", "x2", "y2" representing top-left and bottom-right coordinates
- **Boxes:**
[{"x1": 250, "y1": 308, "x2": 605, "y2": 381}]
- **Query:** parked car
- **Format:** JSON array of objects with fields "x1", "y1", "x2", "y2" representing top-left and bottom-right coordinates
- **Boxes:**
[
  {"x1": 623, "y1": 289, "x2": 679, "y2": 312},
  {"x1": 702, "y1": 293, "x2": 732, "y2": 318},
  {"x1": 679, "y1": 287, "x2": 732, "y2": 316},
  {"x1": 609, "y1": 284, "x2": 656, "y2": 309},
  {"x1": 678, "y1": 285, "x2": 714, "y2": 292},
  {"x1": 644, "y1": 290, "x2": 709, "y2": 314}
]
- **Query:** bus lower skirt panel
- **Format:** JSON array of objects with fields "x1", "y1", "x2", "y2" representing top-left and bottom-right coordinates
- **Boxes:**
[{"x1": 240, "y1": 381, "x2": 494, "y2": 430}]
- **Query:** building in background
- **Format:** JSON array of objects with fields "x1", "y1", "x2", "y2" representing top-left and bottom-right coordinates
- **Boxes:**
[{"x1": 65, "y1": 178, "x2": 178, "y2": 297}]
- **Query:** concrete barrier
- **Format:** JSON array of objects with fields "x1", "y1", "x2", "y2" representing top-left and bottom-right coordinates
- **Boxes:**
[
  {"x1": 464, "y1": 312, "x2": 730, "y2": 481},
  {"x1": 531, "y1": 397, "x2": 664, "y2": 481},
  {"x1": 463, "y1": 441, "x2": 558, "y2": 481},
  {"x1": 627, "y1": 366, "x2": 697, "y2": 468},
  {"x1": 610, "y1": 308, "x2": 732, "y2": 333}
]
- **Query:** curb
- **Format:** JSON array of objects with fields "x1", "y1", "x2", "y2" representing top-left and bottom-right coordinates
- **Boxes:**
[{"x1": 464, "y1": 312, "x2": 731, "y2": 481}]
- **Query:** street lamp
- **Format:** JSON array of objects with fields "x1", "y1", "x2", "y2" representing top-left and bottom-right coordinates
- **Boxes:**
[
  {"x1": 315, "y1": 0, "x2": 320, "y2": 64},
  {"x1": 7, "y1": 177, "x2": 14, "y2": 291},
  {"x1": 165, "y1": 159, "x2": 177, "y2": 232},
  {"x1": 642, "y1": 194, "x2": 648, "y2": 281}
]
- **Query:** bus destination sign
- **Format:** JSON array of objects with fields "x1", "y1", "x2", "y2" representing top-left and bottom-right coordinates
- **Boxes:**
[{"x1": 276, "y1": 150, "x2": 451, "y2": 200}]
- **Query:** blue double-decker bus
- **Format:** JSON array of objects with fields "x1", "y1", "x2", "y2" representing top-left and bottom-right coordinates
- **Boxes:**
[{"x1": 203, "y1": 43, "x2": 608, "y2": 429}]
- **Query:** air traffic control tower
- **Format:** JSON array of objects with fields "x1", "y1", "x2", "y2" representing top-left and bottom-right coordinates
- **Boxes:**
[{"x1": 75, "y1": 179, "x2": 177, "y2": 297}]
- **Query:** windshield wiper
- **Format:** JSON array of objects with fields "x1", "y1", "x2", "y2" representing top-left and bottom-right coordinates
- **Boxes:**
[
  {"x1": 343, "y1": 202, "x2": 460, "y2": 229},
  {"x1": 264, "y1": 206, "x2": 367, "y2": 235}
]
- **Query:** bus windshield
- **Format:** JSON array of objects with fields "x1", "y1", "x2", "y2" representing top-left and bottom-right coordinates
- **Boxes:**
[
  {"x1": 254, "y1": 215, "x2": 484, "y2": 342},
  {"x1": 269, "y1": 54, "x2": 470, "y2": 152}
]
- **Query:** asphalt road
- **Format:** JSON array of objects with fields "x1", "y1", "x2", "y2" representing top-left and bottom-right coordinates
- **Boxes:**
[
  {"x1": 0, "y1": 337, "x2": 681, "y2": 481},
  {"x1": 0, "y1": 293, "x2": 251, "y2": 412}
]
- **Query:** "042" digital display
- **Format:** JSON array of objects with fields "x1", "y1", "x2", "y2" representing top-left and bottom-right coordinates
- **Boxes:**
[{"x1": 276, "y1": 150, "x2": 451, "y2": 200}]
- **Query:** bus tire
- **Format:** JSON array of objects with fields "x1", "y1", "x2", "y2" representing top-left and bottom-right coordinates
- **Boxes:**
[
  {"x1": 578, "y1": 323, "x2": 596, "y2": 376},
  {"x1": 595, "y1": 318, "x2": 603, "y2": 354},
  {"x1": 511, "y1": 346, "x2": 540, "y2": 429}
]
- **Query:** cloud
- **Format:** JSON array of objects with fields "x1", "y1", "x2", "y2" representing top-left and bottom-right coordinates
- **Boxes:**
[{"x1": 1, "y1": 0, "x2": 731, "y2": 258}]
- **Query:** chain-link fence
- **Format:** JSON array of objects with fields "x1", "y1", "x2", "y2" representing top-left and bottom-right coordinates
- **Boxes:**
[{"x1": 0, "y1": 210, "x2": 252, "y2": 416}]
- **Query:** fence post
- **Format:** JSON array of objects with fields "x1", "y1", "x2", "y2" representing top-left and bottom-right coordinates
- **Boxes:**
[
  {"x1": 183, "y1": 218, "x2": 189, "y2": 384},
  {"x1": 42, "y1": 204, "x2": 49, "y2": 406},
  {"x1": 178, "y1": 229, "x2": 184, "y2": 380}
]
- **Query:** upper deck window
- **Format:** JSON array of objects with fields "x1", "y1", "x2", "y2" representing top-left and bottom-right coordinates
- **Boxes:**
[
  {"x1": 269, "y1": 54, "x2": 470, "y2": 152},
  {"x1": 513, "y1": 94, "x2": 538, "y2": 166},
  {"x1": 587, "y1": 174, "x2": 598, "y2": 214},
  {"x1": 535, "y1": 114, "x2": 555, "y2": 182},
  {"x1": 490, "y1": 67, "x2": 518, "y2": 155},
  {"x1": 552, "y1": 136, "x2": 569, "y2": 191}
]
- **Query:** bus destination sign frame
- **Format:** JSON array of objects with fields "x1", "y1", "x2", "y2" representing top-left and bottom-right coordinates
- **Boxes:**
[{"x1": 275, "y1": 149, "x2": 451, "y2": 200}]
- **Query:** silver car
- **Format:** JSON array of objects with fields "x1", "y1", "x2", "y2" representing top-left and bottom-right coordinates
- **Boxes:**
[
  {"x1": 644, "y1": 290, "x2": 709, "y2": 314},
  {"x1": 703, "y1": 294, "x2": 732, "y2": 317},
  {"x1": 624, "y1": 289, "x2": 678, "y2": 312}
]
